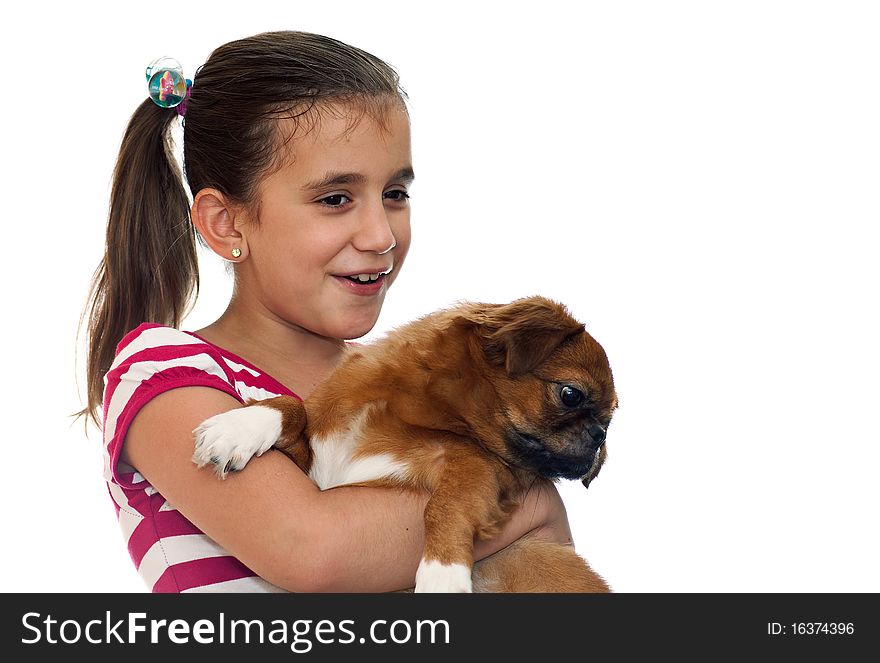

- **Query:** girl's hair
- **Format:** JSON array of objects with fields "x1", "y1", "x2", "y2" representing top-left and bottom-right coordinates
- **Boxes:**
[{"x1": 75, "y1": 31, "x2": 408, "y2": 431}]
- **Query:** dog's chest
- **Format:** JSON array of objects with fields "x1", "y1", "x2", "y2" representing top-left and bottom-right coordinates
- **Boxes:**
[{"x1": 308, "y1": 406, "x2": 410, "y2": 490}]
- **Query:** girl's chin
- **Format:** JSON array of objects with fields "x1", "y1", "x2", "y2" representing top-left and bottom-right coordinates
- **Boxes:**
[{"x1": 324, "y1": 306, "x2": 384, "y2": 340}]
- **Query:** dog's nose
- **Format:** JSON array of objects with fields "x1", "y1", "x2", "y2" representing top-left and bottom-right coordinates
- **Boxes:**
[{"x1": 587, "y1": 424, "x2": 606, "y2": 448}]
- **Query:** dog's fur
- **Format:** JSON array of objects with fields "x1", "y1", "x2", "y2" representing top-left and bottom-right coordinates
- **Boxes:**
[{"x1": 193, "y1": 296, "x2": 617, "y2": 592}]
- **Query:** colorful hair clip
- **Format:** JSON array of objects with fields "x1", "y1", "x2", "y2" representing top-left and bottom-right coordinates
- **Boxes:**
[{"x1": 145, "y1": 57, "x2": 189, "y2": 110}]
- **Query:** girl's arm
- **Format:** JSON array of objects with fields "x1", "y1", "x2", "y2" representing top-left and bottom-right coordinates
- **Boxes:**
[{"x1": 123, "y1": 386, "x2": 572, "y2": 592}]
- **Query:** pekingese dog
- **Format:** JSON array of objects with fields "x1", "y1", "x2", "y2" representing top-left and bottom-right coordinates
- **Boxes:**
[{"x1": 193, "y1": 296, "x2": 617, "y2": 592}]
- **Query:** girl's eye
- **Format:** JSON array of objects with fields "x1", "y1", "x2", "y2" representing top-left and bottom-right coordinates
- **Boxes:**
[
  {"x1": 320, "y1": 194, "x2": 351, "y2": 208},
  {"x1": 385, "y1": 190, "x2": 410, "y2": 202},
  {"x1": 319, "y1": 191, "x2": 409, "y2": 208}
]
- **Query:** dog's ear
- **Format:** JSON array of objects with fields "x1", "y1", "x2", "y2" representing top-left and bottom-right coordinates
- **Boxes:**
[{"x1": 464, "y1": 296, "x2": 585, "y2": 377}]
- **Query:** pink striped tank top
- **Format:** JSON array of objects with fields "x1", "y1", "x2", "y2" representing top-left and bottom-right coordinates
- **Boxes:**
[{"x1": 102, "y1": 322, "x2": 298, "y2": 592}]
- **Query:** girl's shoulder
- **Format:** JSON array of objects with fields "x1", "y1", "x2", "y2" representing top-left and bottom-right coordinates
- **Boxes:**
[
  {"x1": 103, "y1": 322, "x2": 243, "y2": 426},
  {"x1": 101, "y1": 321, "x2": 293, "y2": 486},
  {"x1": 113, "y1": 322, "x2": 212, "y2": 361},
  {"x1": 106, "y1": 322, "x2": 295, "y2": 405}
]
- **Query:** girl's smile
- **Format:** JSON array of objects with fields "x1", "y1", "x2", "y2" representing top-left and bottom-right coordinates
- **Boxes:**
[{"x1": 332, "y1": 266, "x2": 394, "y2": 296}]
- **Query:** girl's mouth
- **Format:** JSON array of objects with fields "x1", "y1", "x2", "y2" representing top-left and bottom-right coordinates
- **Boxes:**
[
  {"x1": 332, "y1": 271, "x2": 390, "y2": 296},
  {"x1": 343, "y1": 273, "x2": 383, "y2": 285}
]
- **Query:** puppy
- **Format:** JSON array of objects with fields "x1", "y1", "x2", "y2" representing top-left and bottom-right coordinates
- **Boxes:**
[{"x1": 193, "y1": 296, "x2": 617, "y2": 592}]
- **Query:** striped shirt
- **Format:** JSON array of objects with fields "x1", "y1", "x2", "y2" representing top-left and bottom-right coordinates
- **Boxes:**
[{"x1": 102, "y1": 322, "x2": 299, "y2": 592}]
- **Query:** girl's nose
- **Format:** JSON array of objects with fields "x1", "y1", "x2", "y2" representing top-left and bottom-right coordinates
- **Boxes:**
[{"x1": 353, "y1": 203, "x2": 397, "y2": 254}]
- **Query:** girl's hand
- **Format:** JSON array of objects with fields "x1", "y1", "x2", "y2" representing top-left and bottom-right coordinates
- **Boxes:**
[{"x1": 473, "y1": 478, "x2": 574, "y2": 560}]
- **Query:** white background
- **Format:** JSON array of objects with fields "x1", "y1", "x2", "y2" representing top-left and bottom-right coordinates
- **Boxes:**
[{"x1": 1, "y1": 0, "x2": 877, "y2": 592}]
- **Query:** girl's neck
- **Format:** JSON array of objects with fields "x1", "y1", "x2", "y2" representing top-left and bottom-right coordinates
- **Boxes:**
[{"x1": 194, "y1": 303, "x2": 347, "y2": 400}]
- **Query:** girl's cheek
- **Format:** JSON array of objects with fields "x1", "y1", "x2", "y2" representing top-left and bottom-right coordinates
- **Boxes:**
[{"x1": 392, "y1": 215, "x2": 412, "y2": 245}]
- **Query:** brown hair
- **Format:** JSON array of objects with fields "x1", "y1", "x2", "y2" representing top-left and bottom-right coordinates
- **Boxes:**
[{"x1": 74, "y1": 31, "x2": 408, "y2": 431}]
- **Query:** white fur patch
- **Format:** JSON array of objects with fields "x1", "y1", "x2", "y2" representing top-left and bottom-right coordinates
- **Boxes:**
[
  {"x1": 192, "y1": 405, "x2": 283, "y2": 479},
  {"x1": 308, "y1": 406, "x2": 410, "y2": 490},
  {"x1": 415, "y1": 559, "x2": 473, "y2": 593}
]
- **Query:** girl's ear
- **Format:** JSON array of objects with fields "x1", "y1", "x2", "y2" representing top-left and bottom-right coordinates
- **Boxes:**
[{"x1": 191, "y1": 189, "x2": 250, "y2": 262}]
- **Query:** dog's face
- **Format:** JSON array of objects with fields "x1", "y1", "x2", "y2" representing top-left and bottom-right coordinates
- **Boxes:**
[{"x1": 460, "y1": 296, "x2": 617, "y2": 487}]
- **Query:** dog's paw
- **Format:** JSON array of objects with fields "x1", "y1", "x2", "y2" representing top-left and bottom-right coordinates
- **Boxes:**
[
  {"x1": 414, "y1": 559, "x2": 473, "y2": 593},
  {"x1": 192, "y1": 405, "x2": 283, "y2": 479}
]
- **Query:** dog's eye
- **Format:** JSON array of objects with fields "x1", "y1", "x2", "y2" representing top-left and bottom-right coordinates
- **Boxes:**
[{"x1": 559, "y1": 385, "x2": 585, "y2": 407}]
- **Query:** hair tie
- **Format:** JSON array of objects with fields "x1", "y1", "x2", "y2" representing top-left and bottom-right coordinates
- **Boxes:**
[
  {"x1": 145, "y1": 57, "x2": 191, "y2": 115},
  {"x1": 176, "y1": 80, "x2": 193, "y2": 117}
]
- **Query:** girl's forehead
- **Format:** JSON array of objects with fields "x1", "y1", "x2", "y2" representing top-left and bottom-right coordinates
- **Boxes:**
[{"x1": 273, "y1": 103, "x2": 411, "y2": 177}]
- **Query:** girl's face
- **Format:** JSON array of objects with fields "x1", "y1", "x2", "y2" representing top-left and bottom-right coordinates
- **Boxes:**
[{"x1": 239, "y1": 102, "x2": 413, "y2": 341}]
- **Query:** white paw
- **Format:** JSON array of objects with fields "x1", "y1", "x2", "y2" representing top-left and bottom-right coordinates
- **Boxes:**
[
  {"x1": 192, "y1": 405, "x2": 283, "y2": 479},
  {"x1": 414, "y1": 559, "x2": 473, "y2": 593}
]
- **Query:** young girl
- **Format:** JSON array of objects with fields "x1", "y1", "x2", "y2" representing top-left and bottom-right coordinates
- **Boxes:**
[{"x1": 78, "y1": 30, "x2": 574, "y2": 592}]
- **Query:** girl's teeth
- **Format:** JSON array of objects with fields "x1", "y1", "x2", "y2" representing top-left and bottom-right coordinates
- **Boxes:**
[{"x1": 349, "y1": 273, "x2": 381, "y2": 283}]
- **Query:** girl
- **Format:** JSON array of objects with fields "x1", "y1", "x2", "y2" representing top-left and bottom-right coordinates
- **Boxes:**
[{"x1": 77, "y1": 30, "x2": 574, "y2": 592}]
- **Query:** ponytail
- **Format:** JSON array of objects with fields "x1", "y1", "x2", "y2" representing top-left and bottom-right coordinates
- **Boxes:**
[{"x1": 75, "y1": 99, "x2": 198, "y2": 431}]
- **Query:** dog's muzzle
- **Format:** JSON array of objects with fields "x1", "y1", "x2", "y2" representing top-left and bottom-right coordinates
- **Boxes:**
[{"x1": 508, "y1": 429, "x2": 602, "y2": 481}]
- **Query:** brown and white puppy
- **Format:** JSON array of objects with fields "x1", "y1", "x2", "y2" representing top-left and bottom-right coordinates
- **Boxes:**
[{"x1": 193, "y1": 296, "x2": 617, "y2": 592}]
